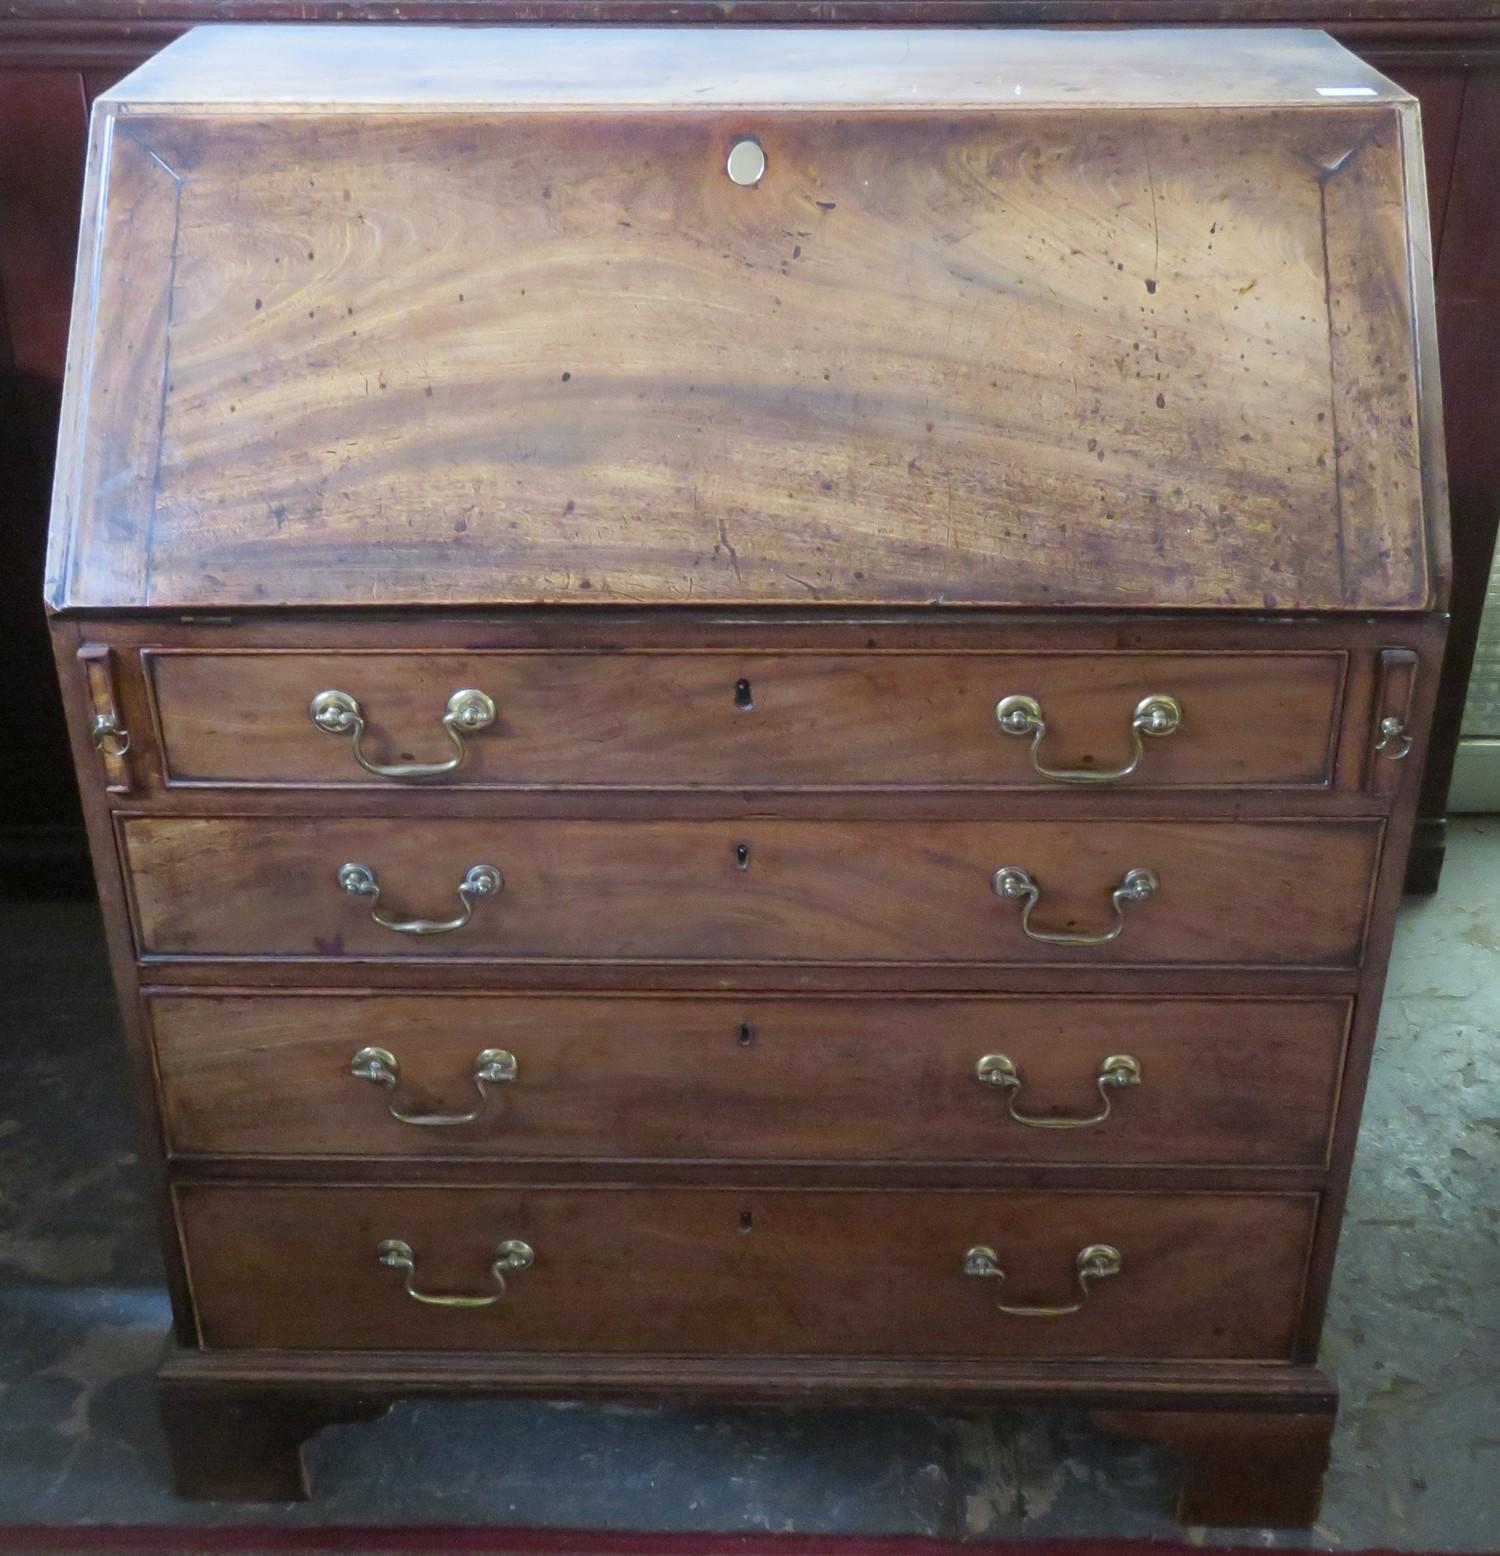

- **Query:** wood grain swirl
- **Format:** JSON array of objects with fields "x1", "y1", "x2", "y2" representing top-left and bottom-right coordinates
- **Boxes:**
[{"x1": 51, "y1": 101, "x2": 1435, "y2": 611}]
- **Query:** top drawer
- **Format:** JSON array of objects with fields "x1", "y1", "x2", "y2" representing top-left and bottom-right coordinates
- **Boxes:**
[{"x1": 144, "y1": 650, "x2": 1344, "y2": 791}]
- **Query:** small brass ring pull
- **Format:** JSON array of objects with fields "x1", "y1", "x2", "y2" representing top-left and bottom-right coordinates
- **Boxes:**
[
  {"x1": 339, "y1": 861, "x2": 503, "y2": 936},
  {"x1": 1376, "y1": 716, "x2": 1413, "y2": 760},
  {"x1": 351, "y1": 1045, "x2": 518, "y2": 1126},
  {"x1": 90, "y1": 711, "x2": 131, "y2": 757},
  {"x1": 992, "y1": 865, "x2": 1158, "y2": 947},
  {"x1": 375, "y1": 1237, "x2": 534, "y2": 1308},
  {"x1": 975, "y1": 1053, "x2": 1141, "y2": 1128},
  {"x1": 995, "y1": 692, "x2": 1182, "y2": 783},
  {"x1": 310, "y1": 688, "x2": 496, "y2": 780},
  {"x1": 963, "y1": 1242, "x2": 1122, "y2": 1317}
]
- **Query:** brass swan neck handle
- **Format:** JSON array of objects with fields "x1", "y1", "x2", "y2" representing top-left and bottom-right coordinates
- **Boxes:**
[
  {"x1": 376, "y1": 1238, "x2": 534, "y2": 1307},
  {"x1": 351, "y1": 1045, "x2": 518, "y2": 1126},
  {"x1": 992, "y1": 865, "x2": 1159, "y2": 947},
  {"x1": 963, "y1": 1243, "x2": 1122, "y2": 1317},
  {"x1": 310, "y1": 687, "x2": 496, "y2": 780},
  {"x1": 975, "y1": 1053, "x2": 1141, "y2": 1128},
  {"x1": 339, "y1": 861, "x2": 502, "y2": 935},
  {"x1": 996, "y1": 692, "x2": 1182, "y2": 784}
]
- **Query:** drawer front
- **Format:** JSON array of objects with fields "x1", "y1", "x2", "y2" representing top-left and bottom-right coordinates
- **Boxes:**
[
  {"x1": 145, "y1": 650, "x2": 1344, "y2": 790},
  {"x1": 150, "y1": 993, "x2": 1349, "y2": 1166},
  {"x1": 177, "y1": 1184, "x2": 1313, "y2": 1359},
  {"x1": 122, "y1": 817, "x2": 1380, "y2": 967}
]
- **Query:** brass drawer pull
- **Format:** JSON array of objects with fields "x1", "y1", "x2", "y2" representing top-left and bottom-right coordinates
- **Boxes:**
[
  {"x1": 1375, "y1": 715, "x2": 1413, "y2": 760},
  {"x1": 975, "y1": 1052, "x2": 1141, "y2": 1128},
  {"x1": 309, "y1": 687, "x2": 496, "y2": 780},
  {"x1": 351, "y1": 1045, "x2": 517, "y2": 1125},
  {"x1": 339, "y1": 861, "x2": 502, "y2": 935},
  {"x1": 90, "y1": 709, "x2": 131, "y2": 758},
  {"x1": 996, "y1": 693, "x2": 1182, "y2": 783},
  {"x1": 376, "y1": 1237, "x2": 534, "y2": 1307},
  {"x1": 963, "y1": 1242, "x2": 1122, "y2": 1317},
  {"x1": 79, "y1": 643, "x2": 131, "y2": 791},
  {"x1": 992, "y1": 865, "x2": 1158, "y2": 946}
]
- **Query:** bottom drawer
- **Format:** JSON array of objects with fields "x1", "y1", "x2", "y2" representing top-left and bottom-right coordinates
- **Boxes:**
[{"x1": 177, "y1": 1185, "x2": 1314, "y2": 1360}]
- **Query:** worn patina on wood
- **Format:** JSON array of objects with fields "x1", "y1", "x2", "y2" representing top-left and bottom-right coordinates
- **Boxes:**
[{"x1": 47, "y1": 26, "x2": 1443, "y2": 612}]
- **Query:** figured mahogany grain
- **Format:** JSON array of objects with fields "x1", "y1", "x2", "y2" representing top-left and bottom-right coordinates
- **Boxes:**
[
  {"x1": 176, "y1": 1182, "x2": 1315, "y2": 1358},
  {"x1": 48, "y1": 73, "x2": 1440, "y2": 612},
  {"x1": 148, "y1": 992, "x2": 1349, "y2": 1165},
  {"x1": 120, "y1": 815, "x2": 1382, "y2": 967},
  {"x1": 145, "y1": 649, "x2": 1346, "y2": 790}
]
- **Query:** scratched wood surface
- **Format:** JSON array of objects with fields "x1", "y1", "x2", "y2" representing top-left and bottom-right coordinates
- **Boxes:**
[{"x1": 46, "y1": 31, "x2": 1440, "y2": 611}]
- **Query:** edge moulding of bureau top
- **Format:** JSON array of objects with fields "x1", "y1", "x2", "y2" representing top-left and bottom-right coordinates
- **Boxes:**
[{"x1": 45, "y1": 23, "x2": 1449, "y2": 1530}]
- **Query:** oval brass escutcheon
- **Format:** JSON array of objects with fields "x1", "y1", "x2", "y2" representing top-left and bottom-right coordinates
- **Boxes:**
[{"x1": 726, "y1": 138, "x2": 767, "y2": 187}]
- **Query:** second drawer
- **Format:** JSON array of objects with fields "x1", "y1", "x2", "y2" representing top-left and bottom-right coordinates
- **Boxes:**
[
  {"x1": 121, "y1": 817, "x2": 1382, "y2": 967},
  {"x1": 149, "y1": 993, "x2": 1349, "y2": 1166}
]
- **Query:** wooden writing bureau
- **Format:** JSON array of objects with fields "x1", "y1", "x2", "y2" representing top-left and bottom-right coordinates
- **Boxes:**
[{"x1": 46, "y1": 25, "x2": 1448, "y2": 1523}]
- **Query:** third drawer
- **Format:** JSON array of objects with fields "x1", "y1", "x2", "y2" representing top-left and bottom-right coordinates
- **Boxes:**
[{"x1": 148, "y1": 992, "x2": 1350, "y2": 1166}]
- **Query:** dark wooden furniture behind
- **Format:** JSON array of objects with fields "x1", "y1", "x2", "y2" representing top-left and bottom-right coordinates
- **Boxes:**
[
  {"x1": 2, "y1": 1, "x2": 1498, "y2": 899},
  {"x1": 48, "y1": 25, "x2": 1447, "y2": 1524}
]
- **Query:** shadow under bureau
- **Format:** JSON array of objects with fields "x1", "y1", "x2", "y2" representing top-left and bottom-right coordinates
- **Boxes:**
[{"x1": 46, "y1": 24, "x2": 1448, "y2": 1525}]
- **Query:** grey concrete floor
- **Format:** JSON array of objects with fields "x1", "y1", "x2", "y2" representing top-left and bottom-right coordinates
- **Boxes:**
[{"x1": 1, "y1": 819, "x2": 1497, "y2": 1543}]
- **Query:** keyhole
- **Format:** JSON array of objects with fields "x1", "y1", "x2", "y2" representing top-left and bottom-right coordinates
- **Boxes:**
[
  {"x1": 739, "y1": 1210, "x2": 754, "y2": 1233},
  {"x1": 735, "y1": 842, "x2": 750, "y2": 870},
  {"x1": 734, "y1": 678, "x2": 754, "y2": 711},
  {"x1": 737, "y1": 1022, "x2": 756, "y2": 1047}
]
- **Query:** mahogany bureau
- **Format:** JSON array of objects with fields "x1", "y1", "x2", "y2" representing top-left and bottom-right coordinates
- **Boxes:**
[{"x1": 46, "y1": 25, "x2": 1448, "y2": 1524}]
